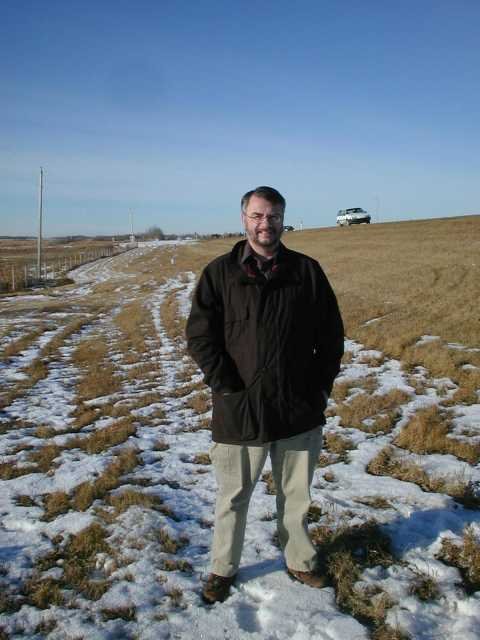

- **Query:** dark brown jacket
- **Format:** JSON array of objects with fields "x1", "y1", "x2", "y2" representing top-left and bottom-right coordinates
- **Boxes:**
[{"x1": 186, "y1": 240, "x2": 344, "y2": 444}]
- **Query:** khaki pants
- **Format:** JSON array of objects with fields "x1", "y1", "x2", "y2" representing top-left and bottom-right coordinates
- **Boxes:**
[{"x1": 209, "y1": 426, "x2": 323, "y2": 577}]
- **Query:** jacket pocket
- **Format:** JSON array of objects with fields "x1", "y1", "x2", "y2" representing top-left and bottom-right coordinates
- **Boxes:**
[{"x1": 214, "y1": 376, "x2": 261, "y2": 442}]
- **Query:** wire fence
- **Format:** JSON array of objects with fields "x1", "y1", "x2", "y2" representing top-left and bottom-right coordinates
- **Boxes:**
[{"x1": 0, "y1": 245, "x2": 134, "y2": 293}]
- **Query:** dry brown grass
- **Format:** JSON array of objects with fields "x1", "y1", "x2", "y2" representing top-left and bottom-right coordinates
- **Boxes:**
[
  {"x1": 324, "y1": 432, "x2": 356, "y2": 459},
  {"x1": 0, "y1": 461, "x2": 37, "y2": 479},
  {"x1": 0, "y1": 588, "x2": 22, "y2": 614},
  {"x1": 43, "y1": 491, "x2": 71, "y2": 520},
  {"x1": 316, "y1": 452, "x2": 334, "y2": 468},
  {"x1": 5, "y1": 420, "x2": 136, "y2": 483},
  {"x1": 129, "y1": 392, "x2": 164, "y2": 410},
  {"x1": 27, "y1": 443, "x2": 62, "y2": 472},
  {"x1": 177, "y1": 360, "x2": 200, "y2": 383},
  {"x1": 101, "y1": 605, "x2": 137, "y2": 621},
  {"x1": 165, "y1": 585, "x2": 185, "y2": 608},
  {"x1": 170, "y1": 380, "x2": 205, "y2": 398},
  {"x1": 99, "y1": 402, "x2": 132, "y2": 419},
  {"x1": 34, "y1": 425, "x2": 58, "y2": 438},
  {"x1": 355, "y1": 375, "x2": 380, "y2": 394},
  {"x1": 114, "y1": 301, "x2": 152, "y2": 354},
  {"x1": 125, "y1": 362, "x2": 161, "y2": 381},
  {"x1": 33, "y1": 620, "x2": 57, "y2": 636},
  {"x1": 23, "y1": 358, "x2": 49, "y2": 384},
  {"x1": 261, "y1": 471, "x2": 276, "y2": 494},
  {"x1": 354, "y1": 496, "x2": 393, "y2": 510},
  {"x1": 76, "y1": 363, "x2": 121, "y2": 400},
  {"x1": 366, "y1": 447, "x2": 433, "y2": 488},
  {"x1": 394, "y1": 405, "x2": 480, "y2": 464},
  {"x1": 192, "y1": 452, "x2": 211, "y2": 465},
  {"x1": 152, "y1": 438, "x2": 170, "y2": 451},
  {"x1": 0, "y1": 357, "x2": 49, "y2": 410},
  {"x1": 367, "y1": 446, "x2": 480, "y2": 507},
  {"x1": 0, "y1": 316, "x2": 96, "y2": 410},
  {"x1": 157, "y1": 528, "x2": 188, "y2": 554},
  {"x1": 39, "y1": 316, "x2": 93, "y2": 359},
  {"x1": 323, "y1": 470, "x2": 336, "y2": 482},
  {"x1": 15, "y1": 495, "x2": 36, "y2": 507},
  {"x1": 437, "y1": 526, "x2": 480, "y2": 593},
  {"x1": 72, "y1": 336, "x2": 107, "y2": 366},
  {"x1": 0, "y1": 420, "x2": 15, "y2": 435},
  {"x1": 106, "y1": 489, "x2": 167, "y2": 517},
  {"x1": 70, "y1": 404, "x2": 100, "y2": 431},
  {"x1": 407, "y1": 375, "x2": 428, "y2": 396},
  {"x1": 443, "y1": 367, "x2": 480, "y2": 406},
  {"x1": 331, "y1": 389, "x2": 411, "y2": 433},
  {"x1": 312, "y1": 519, "x2": 394, "y2": 568},
  {"x1": 401, "y1": 340, "x2": 480, "y2": 381},
  {"x1": 60, "y1": 522, "x2": 112, "y2": 599},
  {"x1": 23, "y1": 577, "x2": 65, "y2": 609},
  {"x1": 372, "y1": 624, "x2": 410, "y2": 640},
  {"x1": 0, "y1": 325, "x2": 49, "y2": 359},
  {"x1": 180, "y1": 416, "x2": 212, "y2": 433},
  {"x1": 68, "y1": 417, "x2": 136, "y2": 454},
  {"x1": 0, "y1": 237, "x2": 113, "y2": 274},
  {"x1": 28, "y1": 521, "x2": 112, "y2": 604},
  {"x1": 408, "y1": 568, "x2": 440, "y2": 601},
  {"x1": 307, "y1": 503, "x2": 323, "y2": 523},
  {"x1": 330, "y1": 552, "x2": 395, "y2": 625},
  {"x1": 186, "y1": 392, "x2": 211, "y2": 414},
  {"x1": 332, "y1": 375, "x2": 378, "y2": 404},
  {"x1": 72, "y1": 448, "x2": 140, "y2": 511},
  {"x1": 160, "y1": 287, "x2": 186, "y2": 343},
  {"x1": 73, "y1": 336, "x2": 122, "y2": 401},
  {"x1": 310, "y1": 520, "x2": 403, "y2": 635},
  {"x1": 357, "y1": 353, "x2": 385, "y2": 368},
  {"x1": 160, "y1": 558, "x2": 193, "y2": 573},
  {"x1": 331, "y1": 378, "x2": 358, "y2": 403}
]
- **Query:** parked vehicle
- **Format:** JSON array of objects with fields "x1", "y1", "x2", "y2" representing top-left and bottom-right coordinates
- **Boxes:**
[
  {"x1": 283, "y1": 225, "x2": 295, "y2": 231},
  {"x1": 336, "y1": 208, "x2": 371, "y2": 226}
]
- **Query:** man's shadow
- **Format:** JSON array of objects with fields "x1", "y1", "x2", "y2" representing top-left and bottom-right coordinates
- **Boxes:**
[
  {"x1": 383, "y1": 503, "x2": 480, "y2": 556},
  {"x1": 237, "y1": 502, "x2": 480, "y2": 586}
]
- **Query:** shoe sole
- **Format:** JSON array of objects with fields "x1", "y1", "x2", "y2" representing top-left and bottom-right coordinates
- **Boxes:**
[{"x1": 287, "y1": 570, "x2": 329, "y2": 589}]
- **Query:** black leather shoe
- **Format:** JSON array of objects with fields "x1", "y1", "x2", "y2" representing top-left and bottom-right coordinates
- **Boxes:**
[
  {"x1": 202, "y1": 573, "x2": 236, "y2": 604},
  {"x1": 287, "y1": 567, "x2": 329, "y2": 588}
]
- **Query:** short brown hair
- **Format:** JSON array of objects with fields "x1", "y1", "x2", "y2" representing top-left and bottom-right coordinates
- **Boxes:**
[{"x1": 241, "y1": 186, "x2": 286, "y2": 214}]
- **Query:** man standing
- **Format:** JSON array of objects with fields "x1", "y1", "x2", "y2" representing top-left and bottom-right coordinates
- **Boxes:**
[{"x1": 186, "y1": 186, "x2": 344, "y2": 604}]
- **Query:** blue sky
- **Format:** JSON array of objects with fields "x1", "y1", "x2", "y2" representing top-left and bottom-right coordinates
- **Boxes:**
[{"x1": 1, "y1": 0, "x2": 479, "y2": 236}]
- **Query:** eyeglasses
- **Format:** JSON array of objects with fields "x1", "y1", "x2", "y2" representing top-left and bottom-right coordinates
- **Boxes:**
[{"x1": 244, "y1": 212, "x2": 283, "y2": 223}]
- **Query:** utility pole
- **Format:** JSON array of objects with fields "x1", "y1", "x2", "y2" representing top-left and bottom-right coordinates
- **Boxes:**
[
  {"x1": 37, "y1": 167, "x2": 44, "y2": 279},
  {"x1": 129, "y1": 210, "x2": 135, "y2": 243}
]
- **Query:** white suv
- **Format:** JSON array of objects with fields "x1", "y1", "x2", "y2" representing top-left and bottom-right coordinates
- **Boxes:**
[{"x1": 336, "y1": 208, "x2": 371, "y2": 226}]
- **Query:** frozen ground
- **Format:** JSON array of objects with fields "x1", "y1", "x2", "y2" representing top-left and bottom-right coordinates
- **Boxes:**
[{"x1": 0, "y1": 244, "x2": 479, "y2": 639}]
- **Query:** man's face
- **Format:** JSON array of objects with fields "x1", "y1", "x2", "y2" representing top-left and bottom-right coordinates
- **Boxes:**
[{"x1": 242, "y1": 195, "x2": 284, "y2": 253}]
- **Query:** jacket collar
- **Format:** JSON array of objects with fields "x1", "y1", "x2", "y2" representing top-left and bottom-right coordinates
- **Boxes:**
[{"x1": 227, "y1": 240, "x2": 300, "y2": 285}]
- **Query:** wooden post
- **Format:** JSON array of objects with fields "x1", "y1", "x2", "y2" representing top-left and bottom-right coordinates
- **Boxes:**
[
  {"x1": 11, "y1": 265, "x2": 15, "y2": 291},
  {"x1": 37, "y1": 168, "x2": 44, "y2": 279}
]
